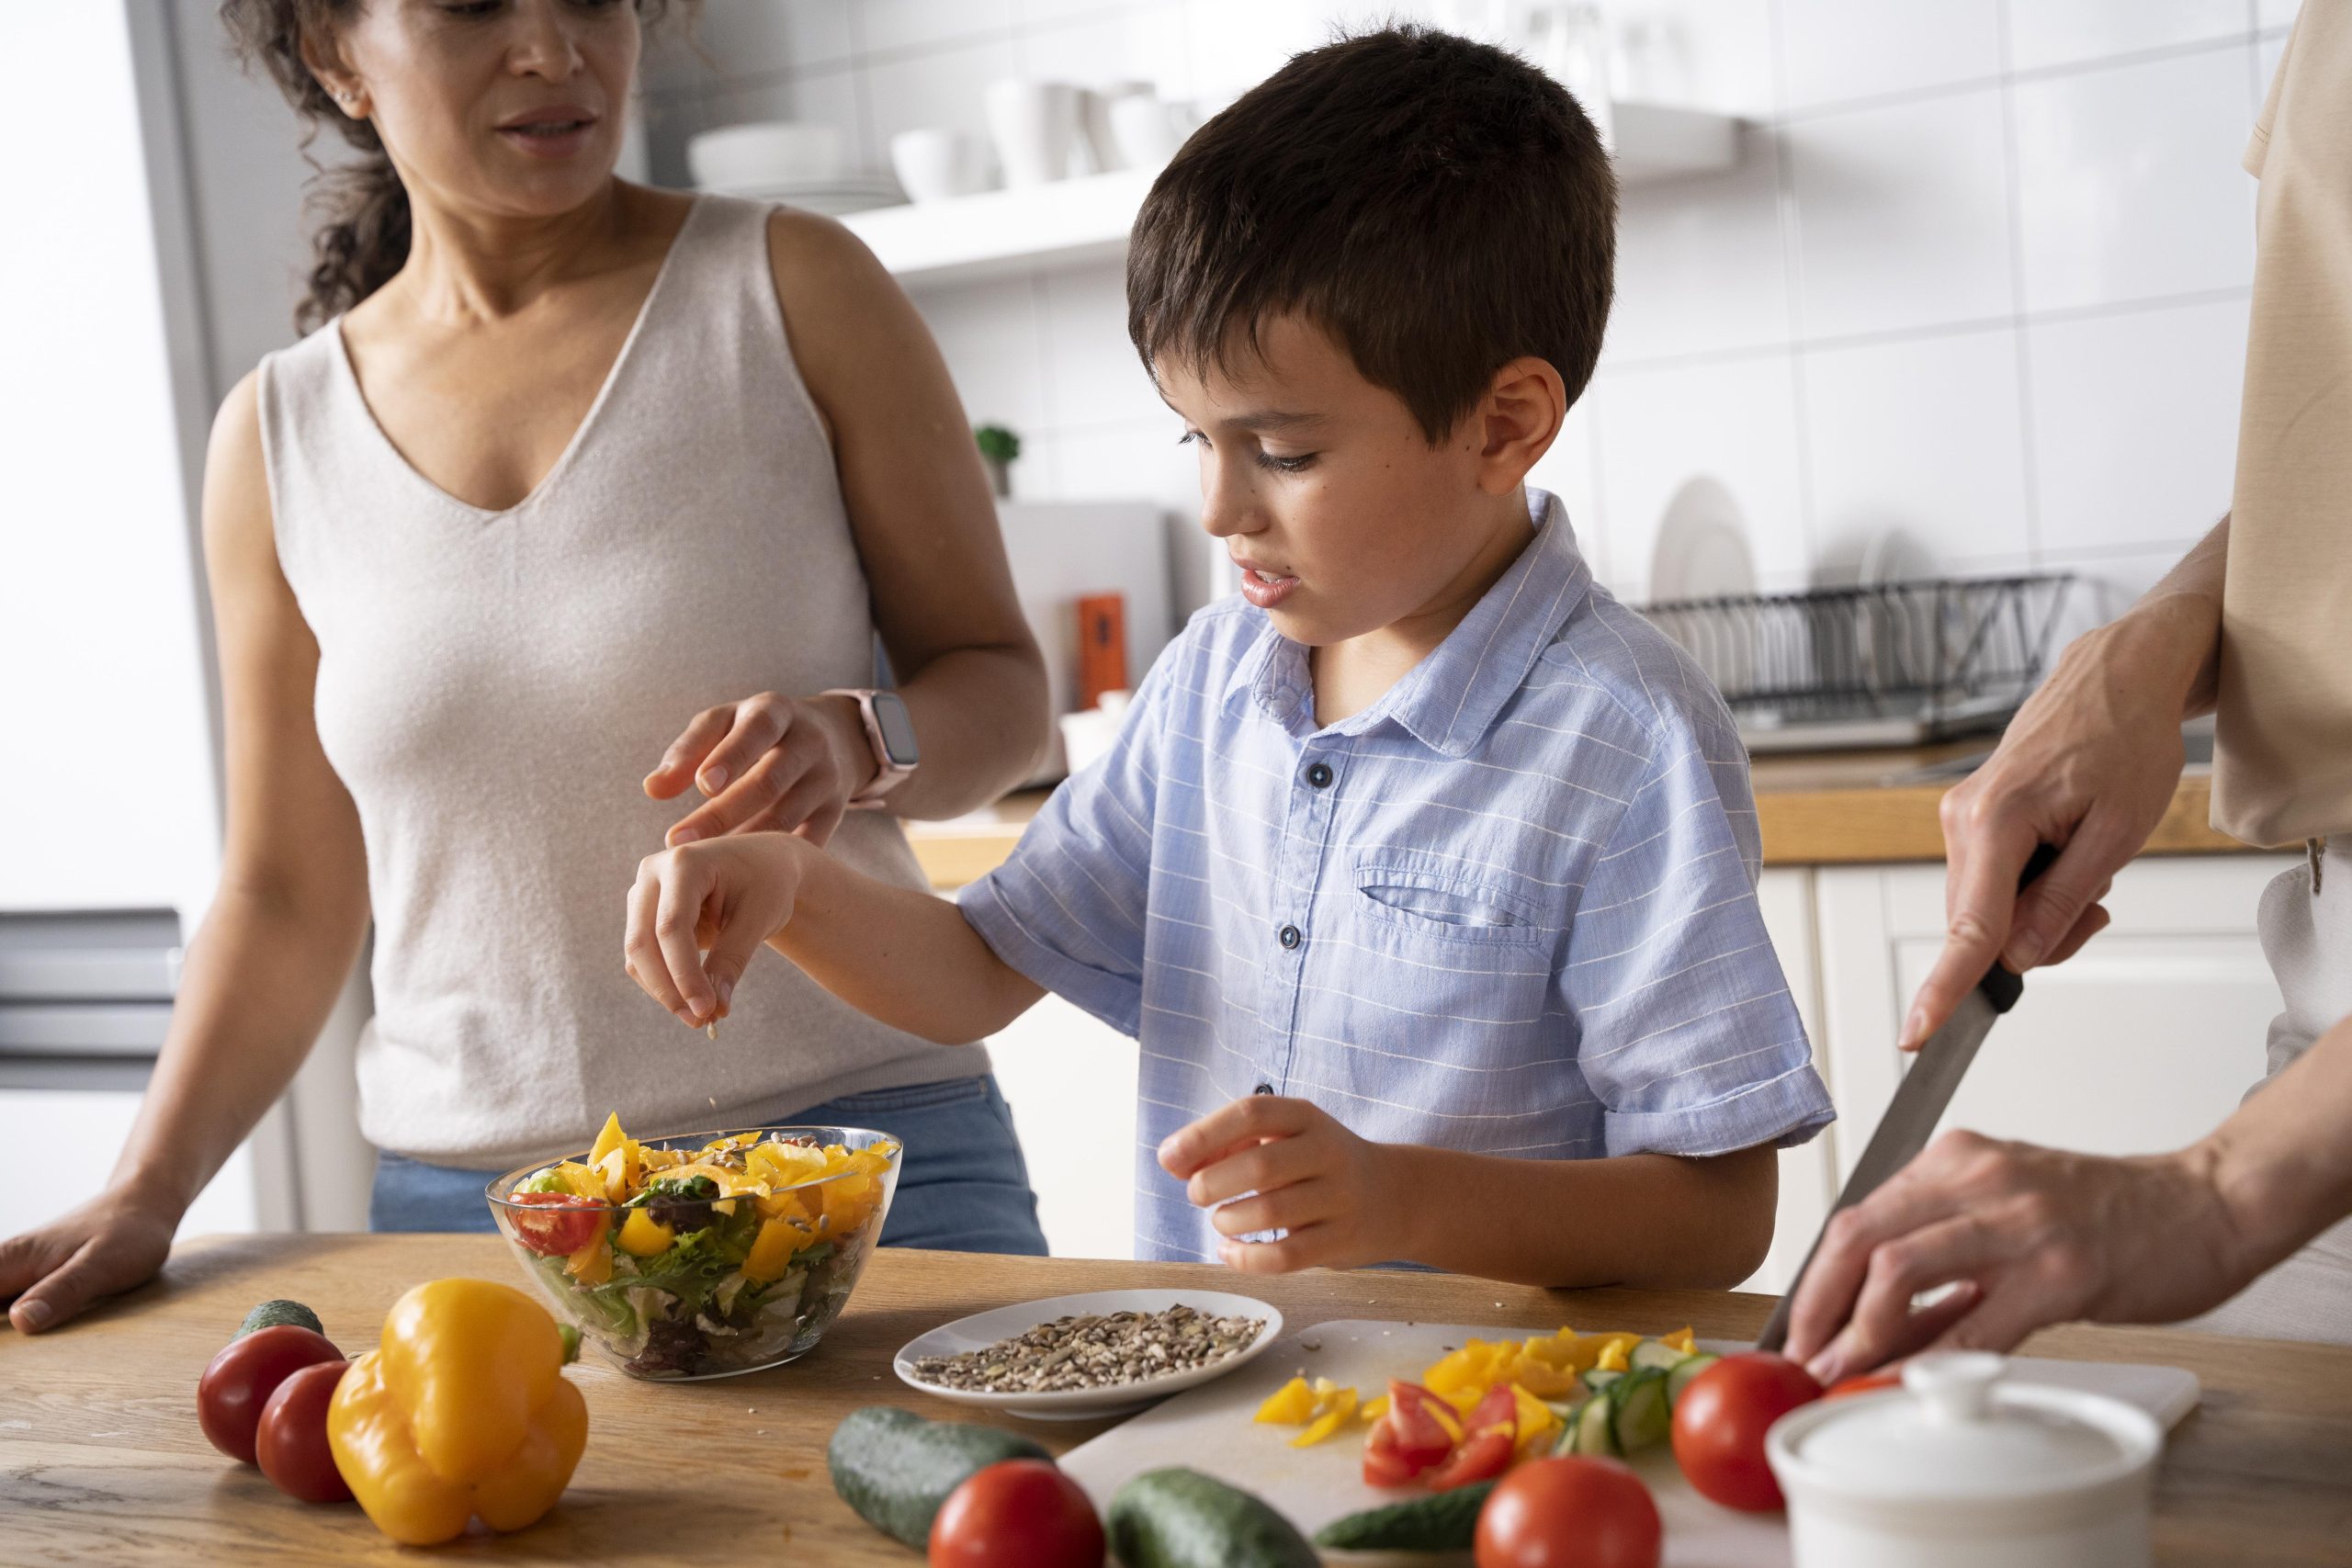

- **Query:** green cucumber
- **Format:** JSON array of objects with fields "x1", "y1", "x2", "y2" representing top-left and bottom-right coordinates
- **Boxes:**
[
  {"x1": 1109, "y1": 1467, "x2": 1318, "y2": 1568},
  {"x1": 233, "y1": 1299, "x2": 323, "y2": 1340},
  {"x1": 1314, "y1": 1479, "x2": 1496, "y2": 1551},
  {"x1": 1667, "y1": 1352, "x2": 1721, "y2": 1405},
  {"x1": 827, "y1": 1405, "x2": 1051, "y2": 1548},
  {"x1": 1560, "y1": 1384, "x2": 1619, "y2": 1456},
  {"x1": 1629, "y1": 1338, "x2": 1690, "y2": 1373},
  {"x1": 1581, "y1": 1367, "x2": 1625, "y2": 1393},
  {"x1": 1611, "y1": 1367, "x2": 1671, "y2": 1452}
]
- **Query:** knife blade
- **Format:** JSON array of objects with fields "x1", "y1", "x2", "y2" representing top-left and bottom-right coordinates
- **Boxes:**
[{"x1": 1755, "y1": 843, "x2": 2059, "y2": 1354}]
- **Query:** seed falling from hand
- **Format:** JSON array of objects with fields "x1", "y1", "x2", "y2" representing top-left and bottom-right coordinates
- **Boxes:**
[{"x1": 706, "y1": 1018, "x2": 718, "y2": 1042}]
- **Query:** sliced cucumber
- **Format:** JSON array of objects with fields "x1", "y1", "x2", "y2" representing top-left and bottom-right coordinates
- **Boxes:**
[
  {"x1": 1611, "y1": 1367, "x2": 1671, "y2": 1453},
  {"x1": 1629, "y1": 1339, "x2": 1690, "y2": 1373},
  {"x1": 1560, "y1": 1384, "x2": 1619, "y2": 1457},
  {"x1": 1581, "y1": 1368, "x2": 1625, "y2": 1393},
  {"x1": 1667, "y1": 1353, "x2": 1721, "y2": 1405}
]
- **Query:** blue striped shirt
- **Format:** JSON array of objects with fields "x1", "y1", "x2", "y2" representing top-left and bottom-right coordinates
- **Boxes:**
[{"x1": 960, "y1": 490, "x2": 1833, "y2": 1263}]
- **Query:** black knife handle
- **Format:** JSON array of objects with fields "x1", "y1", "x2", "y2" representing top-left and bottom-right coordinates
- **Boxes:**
[{"x1": 1974, "y1": 841, "x2": 2060, "y2": 1015}]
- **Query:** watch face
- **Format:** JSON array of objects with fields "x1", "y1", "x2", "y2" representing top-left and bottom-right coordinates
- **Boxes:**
[{"x1": 871, "y1": 691, "x2": 920, "y2": 766}]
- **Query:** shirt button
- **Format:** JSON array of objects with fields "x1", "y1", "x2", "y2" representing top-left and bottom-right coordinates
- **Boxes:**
[
  {"x1": 1278, "y1": 923, "x2": 1302, "y2": 950},
  {"x1": 1254, "y1": 1082, "x2": 1274, "y2": 1096},
  {"x1": 1306, "y1": 761, "x2": 1333, "y2": 789}
]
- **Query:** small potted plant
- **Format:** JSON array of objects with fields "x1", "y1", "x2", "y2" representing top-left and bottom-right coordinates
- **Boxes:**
[{"x1": 974, "y1": 423, "x2": 1022, "y2": 500}]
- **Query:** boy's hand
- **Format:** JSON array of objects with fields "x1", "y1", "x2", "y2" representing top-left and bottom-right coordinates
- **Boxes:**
[
  {"x1": 624, "y1": 833, "x2": 810, "y2": 1029},
  {"x1": 1158, "y1": 1096, "x2": 1406, "y2": 1273}
]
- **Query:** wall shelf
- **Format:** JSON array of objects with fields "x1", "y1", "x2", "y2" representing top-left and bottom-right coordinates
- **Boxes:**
[{"x1": 841, "y1": 102, "x2": 1742, "y2": 289}]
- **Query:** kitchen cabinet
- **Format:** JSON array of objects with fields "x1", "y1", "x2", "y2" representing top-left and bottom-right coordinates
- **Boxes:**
[
  {"x1": 987, "y1": 994, "x2": 1142, "y2": 1259},
  {"x1": 4, "y1": 1089, "x2": 261, "y2": 1238},
  {"x1": 1814, "y1": 855, "x2": 2293, "y2": 1182}
]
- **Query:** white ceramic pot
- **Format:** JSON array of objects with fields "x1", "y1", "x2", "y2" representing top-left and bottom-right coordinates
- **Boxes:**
[
  {"x1": 1108, "y1": 93, "x2": 1185, "y2": 172},
  {"x1": 686, "y1": 120, "x2": 843, "y2": 190},
  {"x1": 984, "y1": 79, "x2": 1080, "y2": 186},
  {"x1": 888, "y1": 129, "x2": 991, "y2": 203},
  {"x1": 1767, "y1": 1352, "x2": 2162, "y2": 1568}
]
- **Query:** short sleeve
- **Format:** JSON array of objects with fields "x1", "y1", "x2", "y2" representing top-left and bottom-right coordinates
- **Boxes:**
[
  {"x1": 1558, "y1": 716, "x2": 1832, "y2": 1157},
  {"x1": 956, "y1": 650, "x2": 1173, "y2": 1037}
]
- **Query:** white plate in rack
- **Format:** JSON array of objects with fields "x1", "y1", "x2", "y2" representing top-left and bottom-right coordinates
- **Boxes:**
[{"x1": 893, "y1": 1289, "x2": 1283, "y2": 1421}]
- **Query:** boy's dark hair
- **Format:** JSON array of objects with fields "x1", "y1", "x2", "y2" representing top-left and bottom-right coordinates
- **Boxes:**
[{"x1": 1127, "y1": 26, "x2": 1616, "y2": 443}]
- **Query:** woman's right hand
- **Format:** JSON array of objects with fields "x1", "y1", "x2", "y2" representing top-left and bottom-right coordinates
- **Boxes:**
[{"x1": 1, "y1": 1185, "x2": 179, "y2": 1334}]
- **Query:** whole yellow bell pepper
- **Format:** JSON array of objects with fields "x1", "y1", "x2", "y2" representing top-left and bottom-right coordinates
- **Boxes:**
[{"x1": 328, "y1": 1279, "x2": 590, "y2": 1546}]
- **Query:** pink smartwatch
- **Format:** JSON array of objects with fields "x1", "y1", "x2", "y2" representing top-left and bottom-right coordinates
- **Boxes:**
[{"x1": 821, "y1": 688, "x2": 920, "y2": 808}]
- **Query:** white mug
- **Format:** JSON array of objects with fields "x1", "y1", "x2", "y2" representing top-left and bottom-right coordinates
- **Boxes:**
[
  {"x1": 1081, "y1": 80, "x2": 1155, "y2": 174},
  {"x1": 889, "y1": 129, "x2": 991, "y2": 204},
  {"x1": 1109, "y1": 94, "x2": 1186, "y2": 172},
  {"x1": 984, "y1": 78, "x2": 1080, "y2": 187}
]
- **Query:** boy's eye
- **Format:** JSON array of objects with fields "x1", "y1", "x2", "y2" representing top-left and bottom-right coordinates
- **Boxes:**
[{"x1": 1253, "y1": 450, "x2": 1317, "y2": 475}]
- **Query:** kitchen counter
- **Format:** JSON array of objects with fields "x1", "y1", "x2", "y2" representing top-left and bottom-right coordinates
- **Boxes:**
[
  {"x1": 5, "y1": 1235, "x2": 2347, "y2": 1565},
  {"x1": 906, "y1": 748, "x2": 2249, "y2": 890}
]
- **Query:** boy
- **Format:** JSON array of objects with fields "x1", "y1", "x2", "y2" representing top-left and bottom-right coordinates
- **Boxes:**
[{"x1": 625, "y1": 27, "x2": 1832, "y2": 1286}]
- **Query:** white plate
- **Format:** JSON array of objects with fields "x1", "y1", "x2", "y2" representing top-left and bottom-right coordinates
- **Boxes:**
[{"x1": 893, "y1": 1289, "x2": 1283, "y2": 1421}]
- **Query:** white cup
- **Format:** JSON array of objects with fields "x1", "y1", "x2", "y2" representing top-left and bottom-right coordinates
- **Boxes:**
[
  {"x1": 889, "y1": 129, "x2": 992, "y2": 204},
  {"x1": 984, "y1": 79, "x2": 1080, "y2": 187},
  {"x1": 685, "y1": 120, "x2": 843, "y2": 190},
  {"x1": 1080, "y1": 80, "x2": 1155, "y2": 174},
  {"x1": 1109, "y1": 94, "x2": 1186, "y2": 172}
]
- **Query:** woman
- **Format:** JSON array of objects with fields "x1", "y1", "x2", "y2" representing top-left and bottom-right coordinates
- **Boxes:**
[{"x1": 1, "y1": 0, "x2": 1051, "y2": 1334}]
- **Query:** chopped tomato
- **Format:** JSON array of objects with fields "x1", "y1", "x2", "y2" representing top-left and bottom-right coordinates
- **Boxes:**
[
  {"x1": 1363, "y1": 1423, "x2": 1425, "y2": 1488},
  {"x1": 1427, "y1": 1383, "x2": 1519, "y2": 1491},
  {"x1": 506, "y1": 1190, "x2": 605, "y2": 1256},
  {"x1": 1363, "y1": 1380, "x2": 1463, "y2": 1487},
  {"x1": 1826, "y1": 1372, "x2": 1903, "y2": 1400}
]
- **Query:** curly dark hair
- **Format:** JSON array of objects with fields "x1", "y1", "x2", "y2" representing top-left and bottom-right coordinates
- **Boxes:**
[{"x1": 218, "y1": 0, "x2": 682, "y2": 334}]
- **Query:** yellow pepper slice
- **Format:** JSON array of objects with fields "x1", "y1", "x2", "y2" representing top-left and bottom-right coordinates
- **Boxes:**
[
  {"x1": 588, "y1": 1111, "x2": 628, "y2": 1168},
  {"x1": 1663, "y1": 1326, "x2": 1697, "y2": 1356},
  {"x1": 742, "y1": 1215, "x2": 811, "y2": 1283},
  {"x1": 1510, "y1": 1382, "x2": 1559, "y2": 1455},
  {"x1": 563, "y1": 1231, "x2": 611, "y2": 1285},
  {"x1": 1255, "y1": 1376, "x2": 1317, "y2": 1426},
  {"x1": 615, "y1": 1208, "x2": 674, "y2": 1257},
  {"x1": 1292, "y1": 1386, "x2": 1359, "y2": 1447},
  {"x1": 1360, "y1": 1393, "x2": 1389, "y2": 1423}
]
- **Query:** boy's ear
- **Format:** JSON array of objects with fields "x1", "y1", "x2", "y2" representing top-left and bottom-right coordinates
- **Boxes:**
[{"x1": 1470, "y1": 356, "x2": 1567, "y2": 495}]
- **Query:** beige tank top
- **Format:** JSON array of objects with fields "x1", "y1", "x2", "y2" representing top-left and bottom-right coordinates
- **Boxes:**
[{"x1": 257, "y1": 194, "x2": 987, "y2": 1168}]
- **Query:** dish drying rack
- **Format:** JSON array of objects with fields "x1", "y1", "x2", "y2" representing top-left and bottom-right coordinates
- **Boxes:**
[{"x1": 1636, "y1": 575, "x2": 2074, "y2": 753}]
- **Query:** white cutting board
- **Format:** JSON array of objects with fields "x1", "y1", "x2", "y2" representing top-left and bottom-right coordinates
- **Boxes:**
[{"x1": 1058, "y1": 1319, "x2": 2199, "y2": 1566}]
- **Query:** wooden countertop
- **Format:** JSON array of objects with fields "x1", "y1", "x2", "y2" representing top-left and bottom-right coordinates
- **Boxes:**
[
  {"x1": 907, "y1": 749, "x2": 2248, "y2": 890},
  {"x1": 6, "y1": 1235, "x2": 2347, "y2": 1564}
]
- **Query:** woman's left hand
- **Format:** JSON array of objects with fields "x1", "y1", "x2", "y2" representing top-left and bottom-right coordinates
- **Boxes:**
[{"x1": 643, "y1": 691, "x2": 873, "y2": 849}]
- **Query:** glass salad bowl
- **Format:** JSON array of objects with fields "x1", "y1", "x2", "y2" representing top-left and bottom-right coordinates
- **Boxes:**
[{"x1": 487, "y1": 1121, "x2": 901, "y2": 1381}]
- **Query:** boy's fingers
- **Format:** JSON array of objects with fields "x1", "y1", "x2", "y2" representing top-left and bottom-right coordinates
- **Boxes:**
[
  {"x1": 1187, "y1": 1132, "x2": 1319, "y2": 1208},
  {"x1": 625, "y1": 870, "x2": 693, "y2": 1022},
  {"x1": 1206, "y1": 1177, "x2": 1335, "y2": 1239},
  {"x1": 1216, "y1": 1228, "x2": 1321, "y2": 1274},
  {"x1": 653, "y1": 860, "x2": 719, "y2": 1021},
  {"x1": 1158, "y1": 1095, "x2": 1313, "y2": 1178},
  {"x1": 645, "y1": 705, "x2": 733, "y2": 800}
]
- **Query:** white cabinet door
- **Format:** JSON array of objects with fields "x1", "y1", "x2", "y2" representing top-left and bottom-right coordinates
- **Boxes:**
[
  {"x1": 1817, "y1": 856, "x2": 2293, "y2": 1179},
  {"x1": 6, "y1": 1089, "x2": 261, "y2": 1239},
  {"x1": 1744, "y1": 867, "x2": 1836, "y2": 1294},
  {"x1": 986, "y1": 995, "x2": 1141, "y2": 1259}
]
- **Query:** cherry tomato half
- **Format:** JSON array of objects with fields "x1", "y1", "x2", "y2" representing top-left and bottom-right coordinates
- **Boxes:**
[
  {"x1": 198, "y1": 1325, "x2": 345, "y2": 1465},
  {"x1": 506, "y1": 1191, "x2": 605, "y2": 1256},
  {"x1": 1476, "y1": 1456, "x2": 1662, "y2": 1568},
  {"x1": 256, "y1": 1359, "x2": 354, "y2": 1504},
  {"x1": 1363, "y1": 1381, "x2": 1462, "y2": 1487},
  {"x1": 1428, "y1": 1384, "x2": 1519, "y2": 1492},
  {"x1": 1668, "y1": 1352, "x2": 1822, "y2": 1513},
  {"x1": 928, "y1": 1459, "x2": 1103, "y2": 1568}
]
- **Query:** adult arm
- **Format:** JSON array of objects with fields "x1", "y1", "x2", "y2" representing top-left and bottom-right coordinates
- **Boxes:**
[
  {"x1": 644, "y1": 213, "x2": 1048, "y2": 843},
  {"x1": 0, "y1": 375, "x2": 371, "y2": 1332},
  {"x1": 1900, "y1": 520, "x2": 2229, "y2": 1047},
  {"x1": 1785, "y1": 1008, "x2": 2352, "y2": 1382}
]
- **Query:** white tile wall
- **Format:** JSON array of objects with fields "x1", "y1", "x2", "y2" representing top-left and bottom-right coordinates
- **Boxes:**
[{"x1": 641, "y1": 0, "x2": 2274, "y2": 626}]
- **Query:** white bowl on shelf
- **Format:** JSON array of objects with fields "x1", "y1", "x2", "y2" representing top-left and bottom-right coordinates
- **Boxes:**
[
  {"x1": 889, "y1": 129, "x2": 993, "y2": 204},
  {"x1": 687, "y1": 120, "x2": 844, "y2": 191}
]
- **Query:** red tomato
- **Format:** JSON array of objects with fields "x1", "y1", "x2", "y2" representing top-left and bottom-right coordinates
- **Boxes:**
[
  {"x1": 506, "y1": 1191, "x2": 605, "y2": 1256},
  {"x1": 1825, "y1": 1372, "x2": 1902, "y2": 1400},
  {"x1": 1363, "y1": 1381, "x2": 1464, "y2": 1487},
  {"x1": 198, "y1": 1325, "x2": 345, "y2": 1465},
  {"x1": 255, "y1": 1359, "x2": 354, "y2": 1504},
  {"x1": 1669, "y1": 1352, "x2": 1823, "y2": 1513},
  {"x1": 1476, "y1": 1456, "x2": 1663, "y2": 1568},
  {"x1": 1427, "y1": 1384, "x2": 1519, "y2": 1492},
  {"x1": 928, "y1": 1460, "x2": 1103, "y2": 1568}
]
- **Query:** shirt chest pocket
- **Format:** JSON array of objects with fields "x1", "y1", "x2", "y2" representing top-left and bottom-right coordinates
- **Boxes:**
[
  {"x1": 1349, "y1": 855, "x2": 1553, "y2": 950},
  {"x1": 1317, "y1": 853, "x2": 1561, "y2": 1051}
]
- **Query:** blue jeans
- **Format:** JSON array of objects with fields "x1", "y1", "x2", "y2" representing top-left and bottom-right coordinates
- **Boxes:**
[{"x1": 369, "y1": 1072, "x2": 1049, "y2": 1255}]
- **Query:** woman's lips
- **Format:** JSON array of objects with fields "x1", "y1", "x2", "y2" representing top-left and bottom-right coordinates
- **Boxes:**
[
  {"x1": 497, "y1": 115, "x2": 599, "y2": 160},
  {"x1": 1238, "y1": 566, "x2": 1300, "y2": 610}
]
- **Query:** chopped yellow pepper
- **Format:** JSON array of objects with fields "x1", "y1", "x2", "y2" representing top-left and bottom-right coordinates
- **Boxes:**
[
  {"x1": 563, "y1": 1230, "x2": 611, "y2": 1285},
  {"x1": 1292, "y1": 1386, "x2": 1358, "y2": 1447},
  {"x1": 615, "y1": 1208, "x2": 674, "y2": 1257},
  {"x1": 1663, "y1": 1326, "x2": 1697, "y2": 1356},
  {"x1": 326, "y1": 1280, "x2": 588, "y2": 1547},
  {"x1": 589, "y1": 1111, "x2": 627, "y2": 1168},
  {"x1": 1256, "y1": 1376, "x2": 1317, "y2": 1426},
  {"x1": 743, "y1": 1215, "x2": 813, "y2": 1283},
  {"x1": 1510, "y1": 1383, "x2": 1559, "y2": 1455},
  {"x1": 1595, "y1": 1337, "x2": 1633, "y2": 1374}
]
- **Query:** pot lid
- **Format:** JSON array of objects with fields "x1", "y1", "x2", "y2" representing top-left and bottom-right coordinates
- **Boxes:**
[{"x1": 1781, "y1": 1352, "x2": 2148, "y2": 1497}]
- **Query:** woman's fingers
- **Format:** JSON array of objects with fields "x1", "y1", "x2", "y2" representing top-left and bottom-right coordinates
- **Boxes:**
[
  {"x1": 2043, "y1": 902, "x2": 2112, "y2": 967},
  {"x1": 1903, "y1": 802, "x2": 2041, "y2": 1047},
  {"x1": 794, "y1": 793, "x2": 848, "y2": 849},
  {"x1": 643, "y1": 704, "x2": 735, "y2": 802},
  {"x1": 693, "y1": 694, "x2": 793, "y2": 799},
  {"x1": 1782, "y1": 1140, "x2": 1991, "y2": 1365},
  {"x1": 1807, "y1": 1213, "x2": 2007, "y2": 1384},
  {"x1": 668, "y1": 739, "x2": 821, "y2": 847},
  {"x1": 651, "y1": 857, "x2": 721, "y2": 1021}
]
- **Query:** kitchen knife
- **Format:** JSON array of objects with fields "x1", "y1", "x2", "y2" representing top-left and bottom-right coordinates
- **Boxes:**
[{"x1": 1755, "y1": 842, "x2": 2060, "y2": 1355}]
